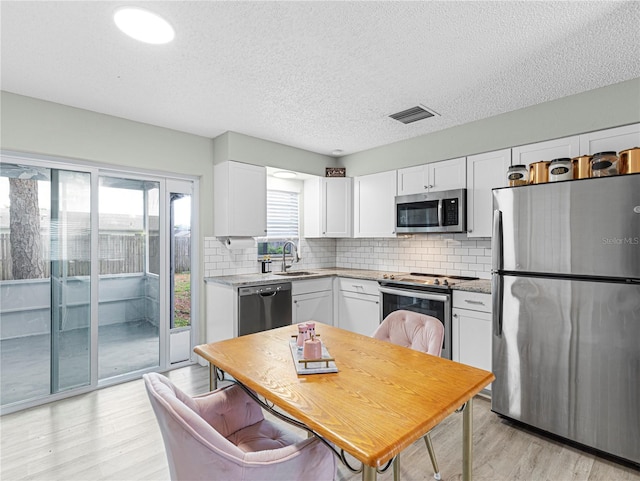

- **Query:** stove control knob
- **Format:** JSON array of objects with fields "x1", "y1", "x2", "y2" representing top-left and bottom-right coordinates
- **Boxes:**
[
  {"x1": 443, "y1": 279, "x2": 449, "y2": 286},
  {"x1": 433, "y1": 279, "x2": 440, "y2": 285}
]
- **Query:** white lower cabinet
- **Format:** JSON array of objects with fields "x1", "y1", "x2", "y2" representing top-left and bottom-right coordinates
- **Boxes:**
[
  {"x1": 292, "y1": 278, "x2": 333, "y2": 325},
  {"x1": 335, "y1": 278, "x2": 380, "y2": 336},
  {"x1": 205, "y1": 282, "x2": 237, "y2": 343},
  {"x1": 452, "y1": 290, "x2": 492, "y2": 391}
]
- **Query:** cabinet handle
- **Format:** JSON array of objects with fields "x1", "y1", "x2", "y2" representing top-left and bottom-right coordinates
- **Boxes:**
[
  {"x1": 468, "y1": 229, "x2": 473, "y2": 233},
  {"x1": 453, "y1": 313, "x2": 458, "y2": 318},
  {"x1": 294, "y1": 300, "x2": 298, "y2": 304},
  {"x1": 464, "y1": 299, "x2": 485, "y2": 305}
]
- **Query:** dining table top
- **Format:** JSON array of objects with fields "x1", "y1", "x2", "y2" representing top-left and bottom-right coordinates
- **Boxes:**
[{"x1": 194, "y1": 323, "x2": 495, "y2": 468}]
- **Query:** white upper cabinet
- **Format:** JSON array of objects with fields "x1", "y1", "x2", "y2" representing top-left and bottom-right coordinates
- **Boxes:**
[
  {"x1": 397, "y1": 157, "x2": 466, "y2": 196},
  {"x1": 511, "y1": 136, "x2": 580, "y2": 168},
  {"x1": 396, "y1": 164, "x2": 426, "y2": 196},
  {"x1": 304, "y1": 177, "x2": 353, "y2": 238},
  {"x1": 466, "y1": 149, "x2": 511, "y2": 238},
  {"x1": 354, "y1": 170, "x2": 397, "y2": 238},
  {"x1": 213, "y1": 161, "x2": 266, "y2": 238},
  {"x1": 579, "y1": 124, "x2": 640, "y2": 155},
  {"x1": 429, "y1": 157, "x2": 467, "y2": 192}
]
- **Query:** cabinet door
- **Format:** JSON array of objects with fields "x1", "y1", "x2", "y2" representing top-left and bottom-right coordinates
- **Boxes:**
[
  {"x1": 579, "y1": 123, "x2": 640, "y2": 156},
  {"x1": 214, "y1": 161, "x2": 267, "y2": 237},
  {"x1": 453, "y1": 307, "x2": 492, "y2": 390},
  {"x1": 397, "y1": 165, "x2": 428, "y2": 196},
  {"x1": 428, "y1": 157, "x2": 466, "y2": 192},
  {"x1": 293, "y1": 291, "x2": 333, "y2": 325},
  {"x1": 466, "y1": 149, "x2": 511, "y2": 238},
  {"x1": 354, "y1": 171, "x2": 397, "y2": 238},
  {"x1": 338, "y1": 291, "x2": 380, "y2": 336},
  {"x1": 512, "y1": 136, "x2": 580, "y2": 169},
  {"x1": 322, "y1": 178, "x2": 353, "y2": 237}
]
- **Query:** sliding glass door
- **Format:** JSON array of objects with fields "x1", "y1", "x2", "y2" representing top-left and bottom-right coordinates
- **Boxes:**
[
  {"x1": 0, "y1": 163, "x2": 91, "y2": 405},
  {"x1": 97, "y1": 176, "x2": 161, "y2": 381},
  {"x1": 1, "y1": 154, "x2": 198, "y2": 411},
  {"x1": 168, "y1": 180, "x2": 193, "y2": 364}
]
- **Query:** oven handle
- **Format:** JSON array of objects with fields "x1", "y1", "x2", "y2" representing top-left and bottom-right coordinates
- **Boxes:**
[{"x1": 379, "y1": 286, "x2": 450, "y2": 303}]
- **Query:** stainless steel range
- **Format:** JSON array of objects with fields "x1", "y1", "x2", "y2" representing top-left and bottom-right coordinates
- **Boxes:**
[{"x1": 379, "y1": 273, "x2": 478, "y2": 360}]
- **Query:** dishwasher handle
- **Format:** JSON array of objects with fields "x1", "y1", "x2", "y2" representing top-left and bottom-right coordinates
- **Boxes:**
[{"x1": 238, "y1": 282, "x2": 292, "y2": 297}]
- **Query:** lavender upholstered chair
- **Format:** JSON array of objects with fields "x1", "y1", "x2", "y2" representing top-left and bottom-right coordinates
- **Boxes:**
[
  {"x1": 372, "y1": 310, "x2": 445, "y2": 481},
  {"x1": 144, "y1": 373, "x2": 337, "y2": 481}
]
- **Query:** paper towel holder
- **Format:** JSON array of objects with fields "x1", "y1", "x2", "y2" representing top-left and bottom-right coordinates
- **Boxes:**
[{"x1": 219, "y1": 237, "x2": 256, "y2": 250}]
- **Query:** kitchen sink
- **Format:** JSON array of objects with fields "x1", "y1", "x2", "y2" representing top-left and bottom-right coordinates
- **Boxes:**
[{"x1": 274, "y1": 271, "x2": 315, "y2": 276}]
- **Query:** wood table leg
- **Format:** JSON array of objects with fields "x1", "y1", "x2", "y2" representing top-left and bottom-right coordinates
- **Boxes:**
[
  {"x1": 462, "y1": 397, "x2": 473, "y2": 481},
  {"x1": 209, "y1": 364, "x2": 217, "y2": 391},
  {"x1": 362, "y1": 465, "x2": 377, "y2": 481}
]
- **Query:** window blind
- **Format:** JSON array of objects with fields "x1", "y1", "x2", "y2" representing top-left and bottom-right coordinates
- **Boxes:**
[{"x1": 266, "y1": 190, "x2": 299, "y2": 239}]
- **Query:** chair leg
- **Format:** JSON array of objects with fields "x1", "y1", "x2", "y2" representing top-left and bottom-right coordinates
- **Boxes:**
[
  {"x1": 392, "y1": 454, "x2": 400, "y2": 481},
  {"x1": 423, "y1": 432, "x2": 441, "y2": 480}
]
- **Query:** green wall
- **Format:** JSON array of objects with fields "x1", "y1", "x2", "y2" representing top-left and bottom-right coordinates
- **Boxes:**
[
  {"x1": 338, "y1": 78, "x2": 640, "y2": 176},
  {"x1": 213, "y1": 131, "x2": 336, "y2": 176}
]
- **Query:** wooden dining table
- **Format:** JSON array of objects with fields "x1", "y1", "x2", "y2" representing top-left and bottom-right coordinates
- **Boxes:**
[{"x1": 194, "y1": 323, "x2": 494, "y2": 481}]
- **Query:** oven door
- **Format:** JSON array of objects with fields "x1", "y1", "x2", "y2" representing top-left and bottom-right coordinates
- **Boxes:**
[{"x1": 379, "y1": 285, "x2": 451, "y2": 360}]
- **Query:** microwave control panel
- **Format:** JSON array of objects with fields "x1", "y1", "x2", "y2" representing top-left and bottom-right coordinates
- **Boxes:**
[{"x1": 443, "y1": 198, "x2": 459, "y2": 226}]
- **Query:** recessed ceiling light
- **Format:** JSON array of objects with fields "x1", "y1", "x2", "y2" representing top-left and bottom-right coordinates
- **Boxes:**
[
  {"x1": 114, "y1": 7, "x2": 175, "y2": 44},
  {"x1": 332, "y1": 149, "x2": 343, "y2": 156},
  {"x1": 273, "y1": 171, "x2": 297, "y2": 179}
]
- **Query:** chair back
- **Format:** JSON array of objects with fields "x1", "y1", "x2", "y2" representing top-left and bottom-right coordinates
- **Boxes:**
[
  {"x1": 143, "y1": 373, "x2": 337, "y2": 481},
  {"x1": 373, "y1": 309, "x2": 444, "y2": 356},
  {"x1": 144, "y1": 373, "x2": 259, "y2": 480}
]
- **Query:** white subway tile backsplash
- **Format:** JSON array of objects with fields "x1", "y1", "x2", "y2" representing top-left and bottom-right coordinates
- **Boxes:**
[
  {"x1": 204, "y1": 234, "x2": 493, "y2": 279},
  {"x1": 335, "y1": 234, "x2": 492, "y2": 278}
]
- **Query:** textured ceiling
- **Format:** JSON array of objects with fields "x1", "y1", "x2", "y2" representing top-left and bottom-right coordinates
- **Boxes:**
[{"x1": 1, "y1": 1, "x2": 639, "y2": 157}]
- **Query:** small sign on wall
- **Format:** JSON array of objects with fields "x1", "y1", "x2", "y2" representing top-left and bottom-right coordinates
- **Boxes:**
[{"x1": 325, "y1": 167, "x2": 346, "y2": 177}]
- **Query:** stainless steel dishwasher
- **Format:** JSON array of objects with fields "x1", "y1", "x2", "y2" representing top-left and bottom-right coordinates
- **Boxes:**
[{"x1": 237, "y1": 282, "x2": 292, "y2": 336}]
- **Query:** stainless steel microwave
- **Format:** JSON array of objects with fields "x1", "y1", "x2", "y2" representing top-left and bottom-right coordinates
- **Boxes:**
[{"x1": 395, "y1": 188, "x2": 467, "y2": 234}]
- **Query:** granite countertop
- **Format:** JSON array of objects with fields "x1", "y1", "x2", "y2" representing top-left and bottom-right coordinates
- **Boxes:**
[
  {"x1": 451, "y1": 279, "x2": 492, "y2": 294},
  {"x1": 205, "y1": 268, "x2": 492, "y2": 294}
]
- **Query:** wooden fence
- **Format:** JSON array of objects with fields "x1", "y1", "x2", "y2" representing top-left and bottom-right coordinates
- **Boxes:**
[{"x1": 0, "y1": 234, "x2": 190, "y2": 280}]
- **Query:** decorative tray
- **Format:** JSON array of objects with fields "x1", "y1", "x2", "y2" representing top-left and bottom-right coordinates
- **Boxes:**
[{"x1": 288, "y1": 340, "x2": 338, "y2": 375}]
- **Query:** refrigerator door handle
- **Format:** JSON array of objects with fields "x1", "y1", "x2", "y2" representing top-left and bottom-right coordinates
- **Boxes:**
[
  {"x1": 492, "y1": 274, "x2": 504, "y2": 338},
  {"x1": 492, "y1": 209, "x2": 503, "y2": 271}
]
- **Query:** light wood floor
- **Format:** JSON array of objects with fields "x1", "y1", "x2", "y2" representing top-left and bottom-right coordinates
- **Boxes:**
[{"x1": 1, "y1": 365, "x2": 638, "y2": 481}]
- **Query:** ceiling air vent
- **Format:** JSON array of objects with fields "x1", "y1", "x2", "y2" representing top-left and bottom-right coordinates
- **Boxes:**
[{"x1": 389, "y1": 105, "x2": 439, "y2": 124}]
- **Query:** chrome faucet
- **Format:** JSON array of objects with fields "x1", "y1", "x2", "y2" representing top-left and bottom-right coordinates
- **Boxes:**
[{"x1": 281, "y1": 241, "x2": 300, "y2": 273}]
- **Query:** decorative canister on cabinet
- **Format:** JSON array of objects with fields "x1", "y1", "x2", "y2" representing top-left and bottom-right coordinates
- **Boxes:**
[
  {"x1": 548, "y1": 158, "x2": 573, "y2": 182},
  {"x1": 507, "y1": 164, "x2": 528, "y2": 186},
  {"x1": 591, "y1": 151, "x2": 619, "y2": 177},
  {"x1": 529, "y1": 161, "x2": 550, "y2": 184},
  {"x1": 619, "y1": 147, "x2": 640, "y2": 174},
  {"x1": 572, "y1": 155, "x2": 592, "y2": 179}
]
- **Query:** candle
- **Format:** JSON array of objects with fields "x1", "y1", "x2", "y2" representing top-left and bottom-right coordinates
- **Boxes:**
[{"x1": 303, "y1": 337, "x2": 322, "y2": 360}]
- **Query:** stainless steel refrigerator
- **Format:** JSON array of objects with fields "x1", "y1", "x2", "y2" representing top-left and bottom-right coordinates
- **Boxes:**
[{"x1": 491, "y1": 174, "x2": 640, "y2": 465}]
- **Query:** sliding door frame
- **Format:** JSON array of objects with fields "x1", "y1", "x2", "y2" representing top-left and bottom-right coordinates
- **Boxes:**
[{"x1": 0, "y1": 150, "x2": 199, "y2": 414}]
